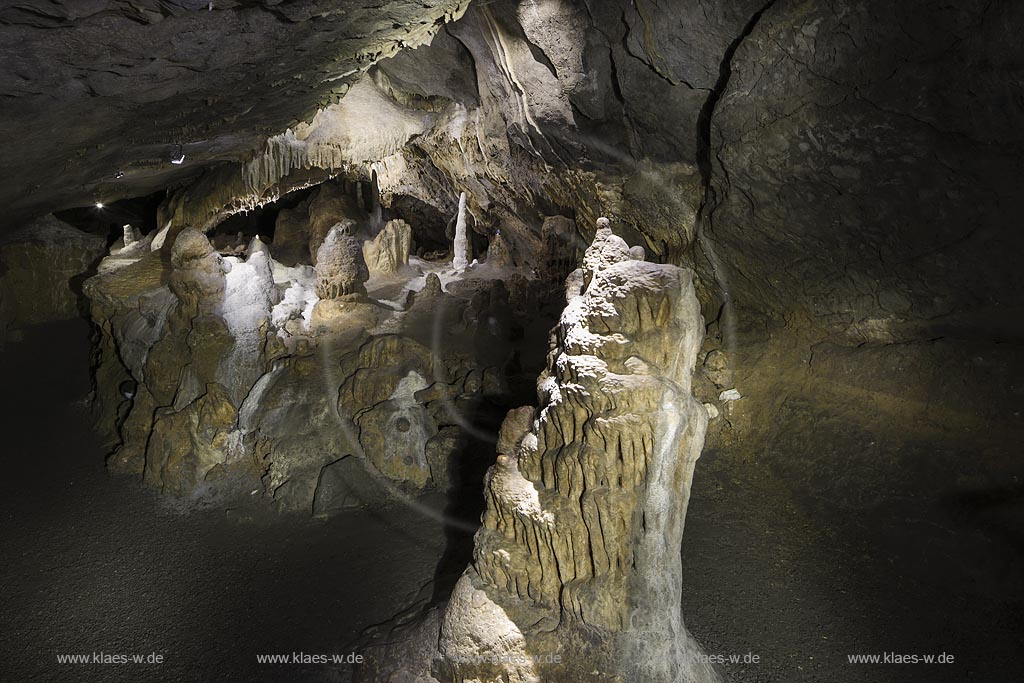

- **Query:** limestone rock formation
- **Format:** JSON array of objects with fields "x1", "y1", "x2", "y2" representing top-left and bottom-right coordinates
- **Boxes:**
[
  {"x1": 540, "y1": 216, "x2": 579, "y2": 285},
  {"x1": 339, "y1": 335, "x2": 439, "y2": 489},
  {"x1": 359, "y1": 224, "x2": 719, "y2": 683},
  {"x1": 168, "y1": 228, "x2": 227, "y2": 315},
  {"x1": 121, "y1": 224, "x2": 139, "y2": 250},
  {"x1": 86, "y1": 229, "x2": 275, "y2": 492},
  {"x1": 272, "y1": 201, "x2": 314, "y2": 267},
  {"x1": 486, "y1": 231, "x2": 514, "y2": 269},
  {"x1": 308, "y1": 182, "x2": 367, "y2": 262},
  {"x1": 363, "y1": 219, "x2": 412, "y2": 276},
  {"x1": 82, "y1": 207, "x2": 532, "y2": 510},
  {"x1": 315, "y1": 223, "x2": 369, "y2": 299},
  {"x1": 452, "y1": 191, "x2": 470, "y2": 272},
  {"x1": 0, "y1": 216, "x2": 105, "y2": 334}
]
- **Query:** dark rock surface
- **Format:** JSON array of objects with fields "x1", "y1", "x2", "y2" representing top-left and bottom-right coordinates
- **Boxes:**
[
  {"x1": 700, "y1": 0, "x2": 1024, "y2": 342},
  {"x1": 0, "y1": 0, "x2": 469, "y2": 221},
  {"x1": 0, "y1": 215, "x2": 106, "y2": 334}
]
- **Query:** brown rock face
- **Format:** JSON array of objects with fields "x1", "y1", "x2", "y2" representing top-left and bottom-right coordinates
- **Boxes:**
[
  {"x1": 485, "y1": 230, "x2": 515, "y2": 269},
  {"x1": 85, "y1": 230, "x2": 262, "y2": 494},
  {"x1": 360, "y1": 225, "x2": 720, "y2": 683},
  {"x1": 168, "y1": 228, "x2": 226, "y2": 315},
  {"x1": 338, "y1": 334, "x2": 438, "y2": 489}
]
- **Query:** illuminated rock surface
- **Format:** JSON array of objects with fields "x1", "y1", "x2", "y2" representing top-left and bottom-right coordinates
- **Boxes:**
[{"x1": 358, "y1": 225, "x2": 722, "y2": 683}]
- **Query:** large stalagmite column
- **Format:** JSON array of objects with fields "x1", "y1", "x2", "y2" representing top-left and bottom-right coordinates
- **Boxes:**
[
  {"x1": 453, "y1": 191, "x2": 470, "y2": 272},
  {"x1": 360, "y1": 219, "x2": 722, "y2": 683}
]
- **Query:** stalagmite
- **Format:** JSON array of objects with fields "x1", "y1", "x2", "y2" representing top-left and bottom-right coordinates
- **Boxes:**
[
  {"x1": 246, "y1": 234, "x2": 270, "y2": 258},
  {"x1": 169, "y1": 228, "x2": 227, "y2": 315},
  {"x1": 453, "y1": 191, "x2": 470, "y2": 272},
  {"x1": 315, "y1": 222, "x2": 369, "y2": 298},
  {"x1": 122, "y1": 224, "x2": 138, "y2": 250},
  {"x1": 486, "y1": 229, "x2": 514, "y2": 268},
  {"x1": 359, "y1": 219, "x2": 722, "y2": 683}
]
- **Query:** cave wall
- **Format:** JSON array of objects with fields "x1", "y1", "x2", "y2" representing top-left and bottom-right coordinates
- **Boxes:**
[
  {"x1": 0, "y1": 215, "x2": 106, "y2": 341},
  {"x1": 702, "y1": 0, "x2": 1024, "y2": 343}
]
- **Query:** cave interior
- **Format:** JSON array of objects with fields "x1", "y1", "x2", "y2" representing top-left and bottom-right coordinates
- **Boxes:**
[{"x1": 0, "y1": 1, "x2": 1021, "y2": 682}]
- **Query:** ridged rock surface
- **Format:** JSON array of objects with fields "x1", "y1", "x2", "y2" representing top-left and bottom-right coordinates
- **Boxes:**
[
  {"x1": 363, "y1": 218, "x2": 413, "y2": 276},
  {"x1": 360, "y1": 225, "x2": 721, "y2": 683}
]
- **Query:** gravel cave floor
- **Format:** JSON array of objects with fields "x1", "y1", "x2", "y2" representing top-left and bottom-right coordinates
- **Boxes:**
[{"x1": 1, "y1": 320, "x2": 1020, "y2": 683}]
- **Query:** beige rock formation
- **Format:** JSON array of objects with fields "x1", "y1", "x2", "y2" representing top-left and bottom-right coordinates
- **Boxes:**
[
  {"x1": 363, "y1": 218, "x2": 412, "y2": 276},
  {"x1": 169, "y1": 228, "x2": 227, "y2": 315},
  {"x1": 308, "y1": 182, "x2": 366, "y2": 262},
  {"x1": 338, "y1": 335, "x2": 438, "y2": 488},
  {"x1": 453, "y1": 191, "x2": 470, "y2": 272},
  {"x1": 359, "y1": 223, "x2": 720, "y2": 683},
  {"x1": 315, "y1": 223, "x2": 369, "y2": 299},
  {"x1": 85, "y1": 231, "x2": 264, "y2": 492}
]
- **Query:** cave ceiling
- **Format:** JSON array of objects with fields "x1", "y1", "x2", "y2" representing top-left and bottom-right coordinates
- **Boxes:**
[
  {"x1": 0, "y1": 0, "x2": 470, "y2": 220},
  {"x1": 1, "y1": 0, "x2": 1022, "y2": 345}
]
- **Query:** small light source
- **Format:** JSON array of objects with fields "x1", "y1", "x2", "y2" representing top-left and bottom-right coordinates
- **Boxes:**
[
  {"x1": 95, "y1": 202, "x2": 104, "y2": 209},
  {"x1": 171, "y1": 144, "x2": 186, "y2": 165}
]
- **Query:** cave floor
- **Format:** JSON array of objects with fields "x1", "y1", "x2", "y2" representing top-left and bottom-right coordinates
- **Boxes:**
[
  {"x1": 684, "y1": 437, "x2": 1024, "y2": 682},
  {"x1": 1, "y1": 320, "x2": 1020, "y2": 682}
]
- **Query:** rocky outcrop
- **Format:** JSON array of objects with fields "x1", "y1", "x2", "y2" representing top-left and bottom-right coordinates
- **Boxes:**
[
  {"x1": 85, "y1": 230, "x2": 257, "y2": 490},
  {"x1": 84, "y1": 211, "x2": 544, "y2": 510},
  {"x1": 363, "y1": 219, "x2": 412, "y2": 276},
  {"x1": 0, "y1": 216, "x2": 105, "y2": 335},
  {"x1": 168, "y1": 228, "x2": 226, "y2": 315},
  {"x1": 485, "y1": 230, "x2": 514, "y2": 269},
  {"x1": 359, "y1": 223, "x2": 719, "y2": 683},
  {"x1": 269, "y1": 180, "x2": 371, "y2": 267},
  {"x1": 307, "y1": 182, "x2": 368, "y2": 262}
]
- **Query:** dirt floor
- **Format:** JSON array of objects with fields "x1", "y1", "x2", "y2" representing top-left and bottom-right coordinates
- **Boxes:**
[
  {"x1": 1, "y1": 319, "x2": 1021, "y2": 682},
  {"x1": 683, "y1": 443, "x2": 1024, "y2": 682}
]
